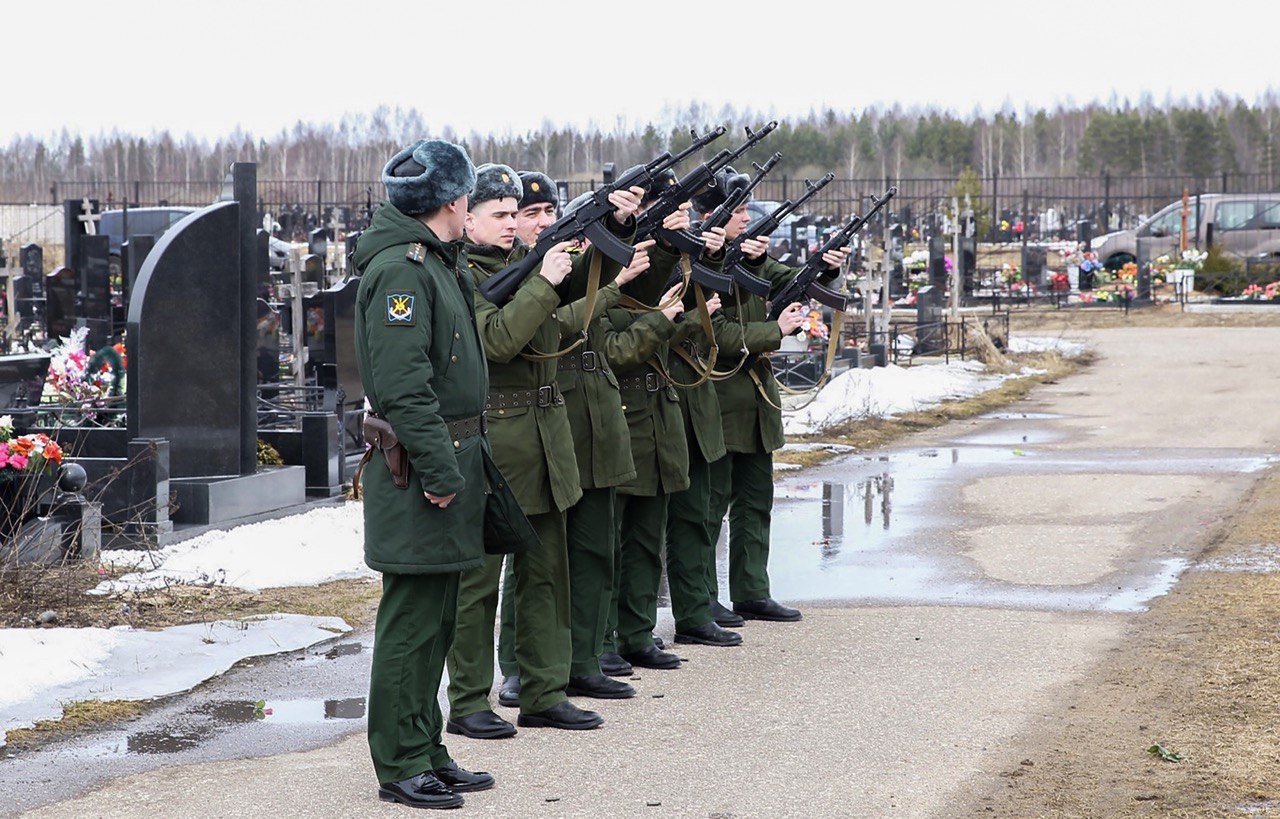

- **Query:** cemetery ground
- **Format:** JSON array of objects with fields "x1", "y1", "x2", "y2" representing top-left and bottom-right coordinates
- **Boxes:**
[{"x1": 3, "y1": 305, "x2": 1280, "y2": 817}]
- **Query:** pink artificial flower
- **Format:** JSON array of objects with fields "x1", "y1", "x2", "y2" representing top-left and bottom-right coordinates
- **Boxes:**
[
  {"x1": 8, "y1": 454, "x2": 28, "y2": 470},
  {"x1": 0, "y1": 452, "x2": 8, "y2": 469}
]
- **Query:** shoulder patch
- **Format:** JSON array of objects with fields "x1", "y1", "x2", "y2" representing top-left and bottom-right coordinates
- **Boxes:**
[
  {"x1": 406, "y1": 243, "x2": 426, "y2": 263},
  {"x1": 385, "y1": 290, "x2": 417, "y2": 326}
]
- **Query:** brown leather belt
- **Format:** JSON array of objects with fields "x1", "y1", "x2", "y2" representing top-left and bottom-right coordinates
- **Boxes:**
[
  {"x1": 487, "y1": 383, "x2": 564, "y2": 410},
  {"x1": 557, "y1": 349, "x2": 606, "y2": 373},
  {"x1": 445, "y1": 414, "x2": 487, "y2": 444},
  {"x1": 616, "y1": 371, "x2": 670, "y2": 393}
]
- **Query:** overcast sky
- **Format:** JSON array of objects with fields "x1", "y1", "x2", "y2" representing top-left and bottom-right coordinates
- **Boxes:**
[{"x1": 7, "y1": 0, "x2": 1273, "y2": 145}]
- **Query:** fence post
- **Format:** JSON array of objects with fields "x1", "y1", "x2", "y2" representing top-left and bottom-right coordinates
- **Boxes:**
[
  {"x1": 134, "y1": 180, "x2": 141, "y2": 206},
  {"x1": 989, "y1": 171, "x2": 998, "y2": 242},
  {"x1": 316, "y1": 180, "x2": 323, "y2": 223},
  {"x1": 1103, "y1": 171, "x2": 1111, "y2": 231}
]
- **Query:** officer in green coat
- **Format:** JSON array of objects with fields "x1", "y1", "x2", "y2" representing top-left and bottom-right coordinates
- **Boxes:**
[
  {"x1": 445, "y1": 164, "x2": 645, "y2": 738},
  {"x1": 353, "y1": 139, "x2": 494, "y2": 810},
  {"x1": 693, "y1": 168, "x2": 851, "y2": 623}
]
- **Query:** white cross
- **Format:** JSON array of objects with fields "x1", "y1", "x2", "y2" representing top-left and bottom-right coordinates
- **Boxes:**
[{"x1": 78, "y1": 198, "x2": 100, "y2": 236}]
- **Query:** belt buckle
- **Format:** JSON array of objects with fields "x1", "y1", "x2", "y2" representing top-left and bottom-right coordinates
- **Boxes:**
[
  {"x1": 645, "y1": 371, "x2": 659, "y2": 392},
  {"x1": 537, "y1": 385, "x2": 554, "y2": 407},
  {"x1": 580, "y1": 350, "x2": 598, "y2": 372},
  {"x1": 479, "y1": 411, "x2": 488, "y2": 435}
]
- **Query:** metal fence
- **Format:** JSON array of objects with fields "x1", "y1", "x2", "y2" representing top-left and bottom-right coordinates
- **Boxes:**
[{"x1": 9, "y1": 171, "x2": 1280, "y2": 245}]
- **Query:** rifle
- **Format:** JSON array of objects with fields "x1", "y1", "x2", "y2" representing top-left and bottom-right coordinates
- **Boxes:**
[
  {"x1": 634, "y1": 122, "x2": 777, "y2": 256},
  {"x1": 695, "y1": 152, "x2": 783, "y2": 295},
  {"x1": 766, "y1": 185, "x2": 897, "y2": 322},
  {"x1": 478, "y1": 141, "x2": 715, "y2": 305},
  {"x1": 667, "y1": 152, "x2": 784, "y2": 295},
  {"x1": 722, "y1": 172, "x2": 836, "y2": 297}
]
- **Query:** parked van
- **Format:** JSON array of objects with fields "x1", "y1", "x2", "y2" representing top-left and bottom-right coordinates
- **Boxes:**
[
  {"x1": 1091, "y1": 193, "x2": 1280, "y2": 269},
  {"x1": 99, "y1": 206, "x2": 197, "y2": 277}
]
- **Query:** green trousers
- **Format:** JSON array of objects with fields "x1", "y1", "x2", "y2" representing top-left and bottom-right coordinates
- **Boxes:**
[
  {"x1": 368, "y1": 571, "x2": 458, "y2": 785},
  {"x1": 497, "y1": 556, "x2": 516, "y2": 677},
  {"x1": 498, "y1": 488, "x2": 616, "y2": 677},
  {"x1": 566, "y1": 487, "x2": 617, "y2": 676},
  {"x1": 708, "y1": 451, "x2": 774, "y2": 602},
  {"x1": 447, "y1": 510, "x2": 571, "y2": 715},
  {"x1": 665, "y1": 446, "x2": 718, "y2": 632},
  {"x1": 615, "y1": 491, "x2": 668, "y2": 654}
]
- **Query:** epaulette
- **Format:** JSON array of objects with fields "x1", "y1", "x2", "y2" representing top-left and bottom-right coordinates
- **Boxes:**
[{"x1": 406, "y1": 243, "x2": 426, "y2": 263}]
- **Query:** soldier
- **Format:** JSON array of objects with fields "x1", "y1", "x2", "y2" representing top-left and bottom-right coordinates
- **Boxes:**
[
  {"x1": 352, "y1": 139, "x2": 495, "y2": 809},
  {"x1": 601, "y1": 198, "x2": 731, "y2": 669},
  {"x1": 495, "y1": 172, "x2": 651, "y2": 705},
  {"x1": 692, "y1": 168, "x2": 851, "y2": 624},
  {"x1": 446, "y1": 164, "x2": 645, "y2": 738}
]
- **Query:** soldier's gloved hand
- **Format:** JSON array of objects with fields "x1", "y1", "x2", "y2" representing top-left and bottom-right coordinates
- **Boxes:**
[
  {"x1": 616, "y1": 240, "x2": 656, "y2": 286},
  {"x1": 538, "y1": 241, "x2": 578, "y2": 286},
  {"x1": 609, "y1": 186, "x2": 646, "y2": 224},
  {"x1": 823, "y1": 246, "x2": 852, "y2": 270},
  {"x1": 740, "y1": 236, "x2": 770, "y2": 260},
  {"x1": 661, "y1": 202, "x2": 692, "y2": 233},
  {"x1": 425, "y1": 491, "x2": 456, "y2": 508},
  {"x1": 776, "y1": 302, "x2": 806, "y2": 335},
  {"x1": 701, "y1": 226, "x2": 727, "y2": 255}
]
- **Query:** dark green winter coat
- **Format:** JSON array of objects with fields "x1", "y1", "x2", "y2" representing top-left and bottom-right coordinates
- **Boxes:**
[
  {"x1": 602, "y1": 244, "x2": 692, "y2": 496},
  {"x1": 554, "y1": 276, "x2": 637, "y2": 490},
  {"x1": 352, "y1": 201, "x2": 489, "y2": 574},
  {"x1": 713, "y1": 253, "x2": 837, "y2": 454}
]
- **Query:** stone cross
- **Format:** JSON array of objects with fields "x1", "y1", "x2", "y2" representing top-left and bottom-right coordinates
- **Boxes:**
[{"x1": 78, "y1": 198, "x2": 101, "y2": 236}]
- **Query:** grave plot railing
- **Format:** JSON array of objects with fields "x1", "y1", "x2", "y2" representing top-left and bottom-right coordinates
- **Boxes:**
[
  {"x1": 30, "y1": 396, "x2": 128, "y2": 429},
  {"x1": 256, "y1": 383, "x2": 325, "y2": 430},
  {"x1": 769, "y1": 351, "x2": 828, "y2": 390}
]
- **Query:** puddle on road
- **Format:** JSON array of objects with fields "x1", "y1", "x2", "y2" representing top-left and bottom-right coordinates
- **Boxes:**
[
  {"x1": 763, "y1": 444, "x2": 1269, "y2": 613},
  {"x1": 24, "y1": 698, "x2": 368, "y2": 761}
]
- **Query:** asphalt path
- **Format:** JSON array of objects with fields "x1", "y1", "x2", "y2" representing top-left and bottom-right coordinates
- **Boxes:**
[{"x1": 9, "y1": 325, "x2": 1279, "y2": 819}]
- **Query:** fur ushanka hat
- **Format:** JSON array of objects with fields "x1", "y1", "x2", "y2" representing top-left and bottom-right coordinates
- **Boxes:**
[
  {"x1": 469, "y1": 163, "x2": 522, "y2": 210},
  {"x1": 518, "y1": 171, "x2": 559, "y2": 210},
  {"x1": 691, "y1": 166, "x2": 751, "y2": 215},
  {"x1": 382, "y1": 139, "x2": 476, "y2": 215}
]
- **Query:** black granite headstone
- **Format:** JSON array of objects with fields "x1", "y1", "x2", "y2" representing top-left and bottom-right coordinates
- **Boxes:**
[
  {"x1": 21, "y1": 243, "x2": 43, "y2": 278},
  {"x1": 127, "y1": 202, "x2": 243, "y2": 478},
  {"x1": 45, "y1": 266, "x2": 79, "y2": 340},
  {"x1": 1021, "y1": 246, "x2": 1047, "y2": 289},
  {"x1": 959, "y1": 237, "x2": 977, "y2": 295},
  {"x1": 123, "y1": 234, "x2": 156, "y2": 306},
  {"x1": 301, "y1": 253, "x2": 324, "y2": 293},
  {"x1": 81, "y1": 234, "x2": 113, "y2": 348},
  {"x1": 321, "y1": 278, "x2": 362, "y2": 422},
  {"x1": 63, "y1": 199, "x2": 100, "y2": 276},
  {"x1": 308, "y1": 228, "x2": 330, "y2": 258},
  {"x1": 915, "y1": 284, "x2": 944, "y2": 356},
  {"x1": 928, "y1": 236, "x2": 948, "y2": 289}
]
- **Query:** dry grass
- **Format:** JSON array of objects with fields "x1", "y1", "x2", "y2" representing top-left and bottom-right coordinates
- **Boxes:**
[
  {"x1": 776, "y1": 347, "x2": 1085, "y2": 475},
  {"x1": 3, "y1": 699, "x2": 146, "y2": 750},
  {"x1": 1, "y1": 568, "x2": 382, "y2": 631}
]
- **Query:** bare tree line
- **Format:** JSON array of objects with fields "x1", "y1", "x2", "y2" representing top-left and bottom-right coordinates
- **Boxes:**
[{"x1": 2, "y1": 92, "x2": 1279, "y2": 203}]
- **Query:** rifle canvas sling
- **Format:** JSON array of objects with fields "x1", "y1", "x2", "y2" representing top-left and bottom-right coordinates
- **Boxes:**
[{"x1": 521, "y1": 250, "x2": 602, "y2": 362}]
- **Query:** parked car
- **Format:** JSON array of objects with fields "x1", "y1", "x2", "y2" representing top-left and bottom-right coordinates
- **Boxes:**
[
  {"x1": 99, "y1": 206, "x2": 197, "y2": 278},
  {"x1": 1090, "y1": 193, "x2": 1280, "y2": 270},
  {"x1": 742, "y1": 198, "x2": 798, "y2": 249}
]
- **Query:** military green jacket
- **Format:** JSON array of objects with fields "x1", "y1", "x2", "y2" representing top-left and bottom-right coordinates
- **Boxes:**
[
  {"x1": 553, "y1": 260, "x2": 636, "y2": 491},
  {"x1": 601, "y1": 244, "x2": 691, "y2": 496},
  {"x1": 669, "y1": 252, "x2": 732, "y2": 464},
  {"x1": 713, "y1": 252, "x2": 836, "y2": 454},
  {"x1": 351, "y1": 202, "x2": 489, "y2": 575},
  {"x1": 468, "y1": 242, "x2": 580, "y2": 515}
]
